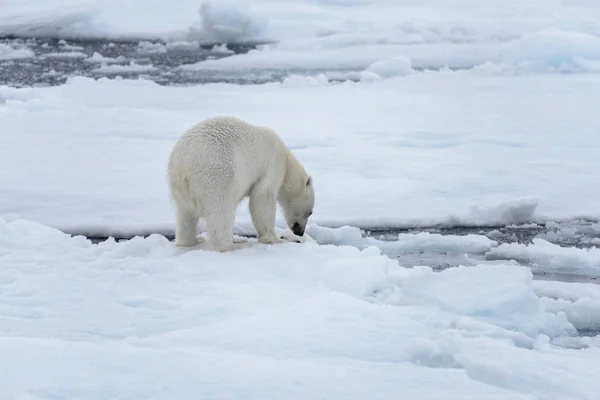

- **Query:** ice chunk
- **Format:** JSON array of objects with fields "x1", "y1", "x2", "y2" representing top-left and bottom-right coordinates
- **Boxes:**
[
  {"x1": 500, "y1": 29, "x2": 600, "y2": 72},
  {"x1": 0, "y1": 43, "x2": 34, "y2": 60},
  {"x1": 84, "y1": 51, "x2": 127, "y2": 64},
  {"x1": 91, "y1": 61, "x2": 158, "y2": 74},
  {"x1": 187, "y1": 0, "x2": 268, "y2": 44},
  {"x1": 365, "y1": 55, "x2": 413, "y2": 78},
  {"x1": 486, "y1": 239, "x2": 600, "y2": 277}
]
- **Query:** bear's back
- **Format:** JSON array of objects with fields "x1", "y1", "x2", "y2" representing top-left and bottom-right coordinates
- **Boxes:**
[
  {"x1": 185, "y1": 116, "x2": 281, "y2": 152},
  {"x1": 173, "y1": 116, "x2": 288, "y2": 187}
]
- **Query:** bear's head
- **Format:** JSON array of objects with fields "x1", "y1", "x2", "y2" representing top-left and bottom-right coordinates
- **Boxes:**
[{"x1": 280, "y1": 175, "x2": 314, "y2": 237}]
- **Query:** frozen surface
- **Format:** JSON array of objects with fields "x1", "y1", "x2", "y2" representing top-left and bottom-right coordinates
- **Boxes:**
[
  {"x1": 365, "y1": 55, "x2": 414, "y2": 78},
  {"x1": 535, "y1": 221, "x2": 600, "y2": 247},
  {"x1": 2, "y1": 1, "x2": 600, "y2": 72},
  {"x1": 91, "y1": 61, "x2": 158, "y2": 74},
  {"x1": 1, "y1": 71, "x2": 600, "y2": 235},
  {"x1": 0, "y1": 43, "x2": 34, "y2": 60},
  {"x1": 1, "y1": 216, "x2": 599, "y2": 399},
  {"x1": 388, "y1": 232, "x2": 497, "y2": 253},
  {"x1": 187, "y1": 27, "x2": 600, "y2": 73},
  {"x1": 487, "y1": 239, "x2": 600, "y2": 277},
  {"x1": 3, "y1": 2, "x2": 600, "y2": 398},
  {"x1": 84, "y1": 52, "x2": 127, "y2": 64},
  {"x1": 533, "y1": 280, "x2": 600, "y2": 335},
  {"x1": 41, "y1": 51, "x2": 87, "y2": 59},
  {"x1": 499, "y1": 30, "x2": 600, "y2": 72}
]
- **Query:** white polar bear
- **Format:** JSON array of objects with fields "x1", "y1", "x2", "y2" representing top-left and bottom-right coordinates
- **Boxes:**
[{"x1": 167, "y1": 116, "x2": 315, "y2": 252}]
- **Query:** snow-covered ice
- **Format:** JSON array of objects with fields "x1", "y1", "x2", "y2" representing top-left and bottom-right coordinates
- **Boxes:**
[
  {"x1": 364, "y1": 55, "x2": 413, "y2": 78},
  {"x1": 487, "y1": 239, "x2": 600, "y2": 277},
  {"x1": 3, "y1": 1, "x2": 600, "y2": 74},
  {"x1": 0, "y1": 43, "x2": 34, "y2": 60},
  {"x1": 210, "y1": 43, "x2": 234, "y2": 55},
  {"x1": 91, "y1": 61, "x2": 158, "y2": 74},
  {"x1": 136, "y1": 41, "x2": 167, "y2": 54},
  {"x1": 165, "y1": 40, "x2": 201, "y2": 52},
  {"x1": 183, "y1": 28, "x2": 600, "y2": 73},
  {"x1": 385, "y1": 232, "x2": 497, "y2": 253},
  {"x1": 1, "y1": 216, "x2": 599, "y2": 399},
  {"x1": 2, "y1": 0, "x2": 600, "y2": 73},
  {"x1": 533, "y1": 280, "x2": 600, "y2": 335},
  {"x1": 58, "y1": 39, "x2": 84, "y2": 51},
  {"x1": 1, "y1": 71, "x2": 599, "y2": 235},
  {"x1": 84, "y1": 51, "x2": 127, "y2": 64},
  {"x1": 41, "y1": 51, "x2": 87, "y2": 59},
  {"x1": 2, "y1": 1, "x2": 600, "y2": 398}
]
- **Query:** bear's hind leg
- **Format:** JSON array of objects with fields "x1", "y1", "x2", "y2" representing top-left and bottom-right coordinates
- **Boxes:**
[
  {"x1": 174, "y1": 206, "x2": 201, "y2": 247},
  {"x1": 205, "y1": 203, "x2": 237, "y2": 252},
  {"x1": 249, "y1": 186, "x2": 286, "y2": 245}
]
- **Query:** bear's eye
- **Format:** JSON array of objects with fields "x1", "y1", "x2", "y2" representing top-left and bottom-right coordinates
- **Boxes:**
[{"x1": 306, "y1": 211, "x2": 312, "y2": 218}]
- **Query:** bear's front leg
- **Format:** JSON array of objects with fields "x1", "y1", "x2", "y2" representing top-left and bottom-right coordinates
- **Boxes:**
[{"x1": 249, "y1": 188, "x2": 286, "y2": 245}]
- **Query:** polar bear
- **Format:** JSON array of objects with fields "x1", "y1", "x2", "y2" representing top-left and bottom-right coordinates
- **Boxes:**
[{"x1": 167, "y1": 116, "x2": 315, "y2": 252}]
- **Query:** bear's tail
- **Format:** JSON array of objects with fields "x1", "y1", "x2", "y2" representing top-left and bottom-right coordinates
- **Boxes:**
[{"x1": 168, "y1": 161, "x2": 199, "y2": 214}]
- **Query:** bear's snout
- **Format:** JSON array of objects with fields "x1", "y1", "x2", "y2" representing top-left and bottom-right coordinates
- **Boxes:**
[{"x1": 292, "y1": 223, "x2": 304, "y2": 237}]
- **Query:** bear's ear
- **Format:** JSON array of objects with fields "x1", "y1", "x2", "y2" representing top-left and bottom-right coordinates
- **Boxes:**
[{"x1": 306, "y1": 176, "x2": 312, "y2": 187}]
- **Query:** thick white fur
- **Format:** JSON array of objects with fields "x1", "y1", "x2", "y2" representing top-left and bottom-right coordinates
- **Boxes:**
[{"x1": 168, "y1": 116, "x2": 315, "y2": 252}]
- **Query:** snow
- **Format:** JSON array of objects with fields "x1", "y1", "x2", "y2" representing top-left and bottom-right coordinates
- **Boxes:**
[
  {"x1": 2, "y1": 2, "x2": 600, "y2": 396},
  {"x1": 533, "y1": 280, "x2": 600, "y2": 334},
  {"x1": 0, "y1": 1, "x2": 597, "y2": 55},
  {"x1": 383, "y1": 232, "x2": 497, "y2": 253},
  {"x1": 187, "y1": 0, "x2": 268, "y2": 44},
  {"x1": 58, "y1": 39, "x2": 84, "y2": 51},
  {"x1": 534, "y1": 221, "x2": 600, "y2": 246},
  {"x1": 180, "y1": 29, "x2": 600, "y2": 73},
  {"x1": 179, "y1": 42, "x2": 501, "y2": 72},
  {"x1": 137, "y1": 41, "x2": 167, "y2": 54},
  {"x1": 499, "y1": 30, "x2": 600, "y2": 73},
  {"x1": 162, "y1": 41, "x2": 201, "y2": 52},
  {"x1": 397, "y1": 265, "x2": 570, "y2": 336},
  {"x1": 533, "y1": 280, "x2": 600, "y2": 303},
  {"x1": 41, "y1": 51, "x2": 87, "y2": 59},
  {"x1": 486, "y1": 239, "x2": 600, "y2": 277},
  {"x1": 84, "y1": 51, "x2": 127, "y2": 64},
  {"x1": 305, "y1": 224, "x2": 363, "y2": 245},
  {"x1": 0, "y1": 43, "x2": 34, "y2": 60},
  {"x1": 281, "y1": 73, "x2": 329, "y2": 87},
  {"x1": 2, "y1": 71, "x2": 599, "y2": 235},
  {"x1": 1, "y1": 216, "x2": 599, "y2": 399},
  {"x1": 2, "y1": 1, "x2": 600, "y2": 74},
  {"x1": 91, "y1": 62, "x2": 158, "y2": 74},
  {"x1": 365, "y1": 55, "x2": 413, "y2": 78},
  {"x1": 210, "y1": 43, "x2": 234, "y2": 54}
]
